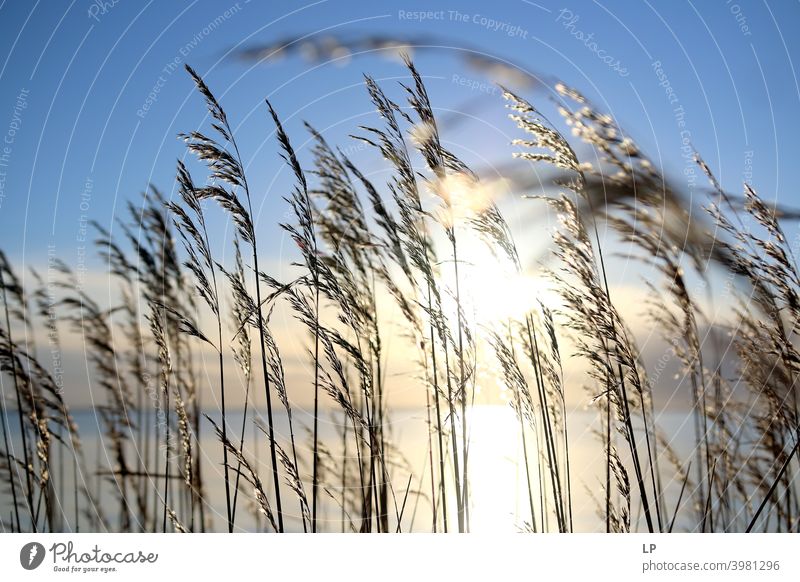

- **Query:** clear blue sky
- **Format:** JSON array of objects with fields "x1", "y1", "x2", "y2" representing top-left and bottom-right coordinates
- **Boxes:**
[{"x1": 1, "y1": 0, "x2": 798, "y2": 269}]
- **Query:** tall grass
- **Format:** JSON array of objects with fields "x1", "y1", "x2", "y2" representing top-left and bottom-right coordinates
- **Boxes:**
[{"x1": 0, "y1": 59, "x2": 798, "y2": 533}]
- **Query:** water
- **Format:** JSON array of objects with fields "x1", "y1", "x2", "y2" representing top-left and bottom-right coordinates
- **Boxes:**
[{"x1": 0, "y1": 406, "x2": 704, "y2": 532}]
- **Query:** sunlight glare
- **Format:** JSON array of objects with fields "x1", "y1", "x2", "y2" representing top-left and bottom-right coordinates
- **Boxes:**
[{"x1": 466, "y1": 405, "x2": 531, "y2": 532}]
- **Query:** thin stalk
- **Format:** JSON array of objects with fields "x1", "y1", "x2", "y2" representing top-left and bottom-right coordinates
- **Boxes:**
[
  {"x1": 311, "y1": 286, "x2": 321, "y2": 532},
  {"x1": 701, "y1": 458, "x2": 718, "y2": 533},
  {"x1": 227, "y1": 117, "x2": 284, "y2": 532},
  {"x1": 162, "y1": 362, "x2": 169, "y2": 533},
  {"x1": 441, "y1": 328, "x2": 464, "y2": 532},
  {"x1": 428, "y1": 302, "x2": 448, "y2": 533},
  {"x1": 368, "y1": 387, "x2": 380, "y2": 531},
  {"x1": 0, "y1": 336, "x2": 21, "y2": 532},
  {"x1": 252, "y1": 256, "x2": 284, "y2": 533},
  {"x1": 669, "y1": 461, "x2": 692, "y2": 533},
  {"x1": 230, "y1": 360, "x2": 251, "y2": 528},
  {"x1": 1, "y1": 269, "x2": 35, "y2": 531},
  {"x1": 591, "y1": 216, "x2": 655, "y2": 533},
  {"x1": 562, "y1": 404, "x2": 574, "y2": 532},
  {"x1": 606, "y1": 382, "x2": 612, "y2": 533},
  {"x1": 746, "y1": 436, "x2": 800, "y2": 533},
  {"x1": 287, "y1": 409, "x2": 305, "y2": 532},
  {"x1": 424, "y1": 386, "x2": 437, "y2": 532},
  {"x1": 142, "y1": 387, "x2": 151, "y2": 531},
  {"x1": 450, "y1": 234, "x2": 469, "y2": 532},
  {"x1": 57, "y1": 426, "x2": 64, "y2": 530},
  {"x1": 135, "y1": 367, "x2": 145, "y2": 532},
  {"x1": 639, "y1": 389, "x2": 663, "y2": 532},
  {"x1": 524, "y1": 315, "x2": 566, "y2": 532},
  {"x1": 341, "y1": 414, "x2": 348, "y2": 533},
  {"x1": 150, "y1": 394, "x2": 158, "y2": 531},
  {"x1": 373, "y1": 317, "x2": 388, "y2": 533},
  {"x1": 359, "y1": 393, "x2": 372, "y2": 531},
  {"x1": 508, "y1": 324, "x2": 537, "y2": 532},
  {"x1": 194, "y1": 387, "x2": 205, "y2": 531},
  {"x1": 615, "y1": 357, "x2": 654, "y2": 533},
  {"x1": 216, "y1": 337, "x2": 232, "y2": 531},
  {"x1": 197, "y1": 210, "x2": 232, "y2": 532}
]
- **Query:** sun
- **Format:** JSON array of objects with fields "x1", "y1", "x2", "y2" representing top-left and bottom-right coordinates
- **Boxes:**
[{"x1": 438, "y1": 233, "x2": 560, "y2": 325}]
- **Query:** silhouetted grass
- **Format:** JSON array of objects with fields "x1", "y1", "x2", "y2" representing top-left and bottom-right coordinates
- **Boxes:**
[{"x1": 0, "y1": 59, "x2": 797, "y2": 534}]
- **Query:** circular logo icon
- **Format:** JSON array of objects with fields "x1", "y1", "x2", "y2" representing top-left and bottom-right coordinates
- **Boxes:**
[{"x1": 20, "y1": 542, "x2": 46, "y2": 570}]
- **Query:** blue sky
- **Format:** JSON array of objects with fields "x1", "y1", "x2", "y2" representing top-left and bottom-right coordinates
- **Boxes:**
[{"x1": 0, "y1": 0, "x2": 798, "y2": 269}]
